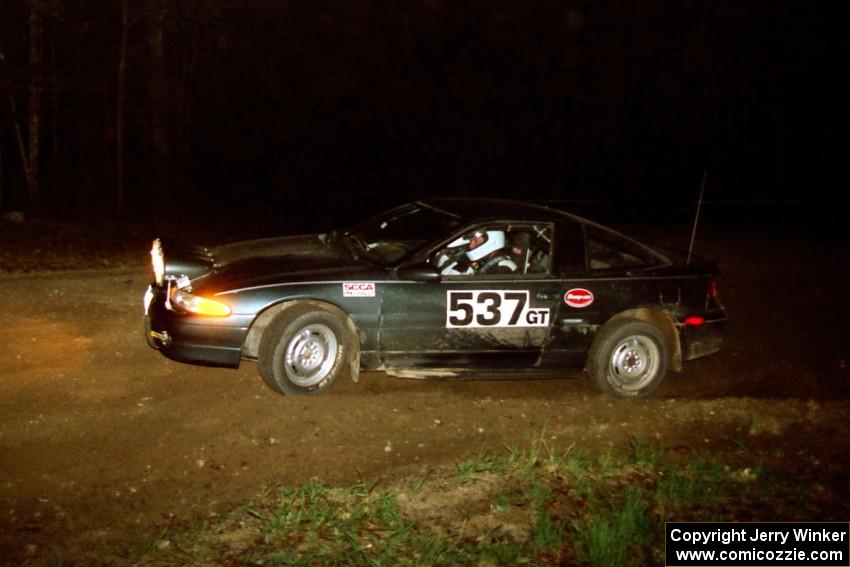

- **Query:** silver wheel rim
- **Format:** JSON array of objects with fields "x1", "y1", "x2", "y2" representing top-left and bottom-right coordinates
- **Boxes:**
[
  {"x1": 283, "y1": 324, "x2": 338, "y2": 387},
  {"x1": 608, "y1": 335, "x2": 660, "y2": 393}
]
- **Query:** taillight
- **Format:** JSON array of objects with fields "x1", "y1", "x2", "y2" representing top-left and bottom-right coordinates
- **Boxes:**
[{"x1": 707, "y1": 277, "x2": 719, "y2": 301}]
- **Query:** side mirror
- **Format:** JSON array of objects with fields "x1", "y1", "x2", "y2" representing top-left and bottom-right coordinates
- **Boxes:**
[{"x1": 397, "y1": 262, "x2": 441, "y2": 283}]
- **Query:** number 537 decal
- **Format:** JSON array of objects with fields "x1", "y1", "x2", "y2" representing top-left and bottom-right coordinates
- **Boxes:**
[{"x1": 446, "y1": 290, "x2": 550, "y2": 328}]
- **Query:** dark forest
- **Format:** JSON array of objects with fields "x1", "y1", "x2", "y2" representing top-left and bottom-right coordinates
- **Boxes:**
[{"x1": 0, "y1": 0, "x2": 846, "y2": 223}]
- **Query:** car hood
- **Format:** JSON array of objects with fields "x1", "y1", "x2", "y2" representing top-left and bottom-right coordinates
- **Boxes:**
[
  {"x1": 210, "y1": 234, "x2": 331, "y2": 265},
  {"x1": 191, "y1": 234, "x2": 371, "y2": 293}
]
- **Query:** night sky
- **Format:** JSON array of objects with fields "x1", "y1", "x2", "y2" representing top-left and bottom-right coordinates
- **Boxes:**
[{"x1": 0, "y1": 0, "x2": 846, "y2": 223}]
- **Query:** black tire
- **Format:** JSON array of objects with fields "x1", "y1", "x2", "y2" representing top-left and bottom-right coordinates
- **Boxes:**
[
  {"x1": 258, "y1": 304, "x2": 352, "y2": 396},
  {"x1": 587, "y1": 318, "x2": 668, "y2": 399}
]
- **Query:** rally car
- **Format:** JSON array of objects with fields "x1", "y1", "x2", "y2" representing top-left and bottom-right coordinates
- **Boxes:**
[{"x1": 144, "y1": 198, "x2": 726, "y2": 398}]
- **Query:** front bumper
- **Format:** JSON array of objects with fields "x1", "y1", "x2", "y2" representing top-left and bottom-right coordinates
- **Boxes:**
[{"x1": 144, "y1": 285, "x2": 251, "y2": 368}]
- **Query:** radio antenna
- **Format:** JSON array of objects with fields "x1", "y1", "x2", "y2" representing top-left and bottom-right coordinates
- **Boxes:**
[{"x1": 687, "y1": 170, "x2": 707, "y2": 265}]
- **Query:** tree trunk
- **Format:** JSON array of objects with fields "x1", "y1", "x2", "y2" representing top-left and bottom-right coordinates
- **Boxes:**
[
  {"x1": 27, "y1": 3, "x2": 42, "y2": 209},
  {"x1": 50, "y1": 18, "x2": 58, "y2": 172},
  {"x1": 116, "y1": 0, "x2": 128, "y2": 212},
  {"x1": 0, "y1": 35, "x2": 33, "y2": 209},
  {"x1": 0, "y1": 40, "x2": 32, "y2": 198},
  {"x1": 145, "y1": 0, "x2": 171, "y2": 203},
  {"x1": 174, "y1": 21, "x2": 198, "y2": 195},
  {"x1": 0, "y1": 137, "x2": 4, "y2": 210}
]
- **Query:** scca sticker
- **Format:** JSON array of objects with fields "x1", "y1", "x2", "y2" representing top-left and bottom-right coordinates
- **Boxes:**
[
  {"x1": 564, "y1": 288, "x2": 594, "y2": 308},
  {"x1": 446, "y1": 290, "x2": 550, "y2": 328},
  {"x1": 342, "y1": 282, "x2": 375, "y2": 297}
]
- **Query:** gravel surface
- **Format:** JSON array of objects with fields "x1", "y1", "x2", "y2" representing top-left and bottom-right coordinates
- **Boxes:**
[{"x1": 1, "y1": 222, "x2": 848, "y2": 563}]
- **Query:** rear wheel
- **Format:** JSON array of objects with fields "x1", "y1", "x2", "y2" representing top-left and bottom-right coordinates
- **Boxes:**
[
  {"x1": 258, "y1": 305, "x2": 352, "y2": 395},
  {"x1": 588, "y1": 318, "x2": 668, "y2": 399}
]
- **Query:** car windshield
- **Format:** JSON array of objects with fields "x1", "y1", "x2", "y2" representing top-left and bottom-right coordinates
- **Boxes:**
[{"x1": 341, "y1": 203, "x2": 460, "y2": 265}]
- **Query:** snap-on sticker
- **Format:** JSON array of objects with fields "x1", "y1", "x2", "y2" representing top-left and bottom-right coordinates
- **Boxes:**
[
  {"x1": 342, "y1": 282, "x2": 375, "y2": 297},
  {"x1": 564, "y1": 288, "x2": 594, "y2": 308}
]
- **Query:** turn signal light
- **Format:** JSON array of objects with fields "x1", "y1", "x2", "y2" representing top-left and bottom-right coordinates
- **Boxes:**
[{"x1": 171, "y1": 289, "x2": 231, "y2": 317}]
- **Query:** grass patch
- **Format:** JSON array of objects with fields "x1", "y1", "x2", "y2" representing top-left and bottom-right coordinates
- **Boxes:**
[
  {"x1": 132, "y1": 434, "x2": 836, "y2": 566},
  {"x1": 456, "y1": 448, "x2": 502, "y2": 483},
  {"x1": 573, "y1": 487, "x2": 653, "y2": 565}
]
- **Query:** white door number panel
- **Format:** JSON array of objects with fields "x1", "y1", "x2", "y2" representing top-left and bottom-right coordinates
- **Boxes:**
[{"x1": 446, "y1": 290, "x2": 550, "y2": 328}]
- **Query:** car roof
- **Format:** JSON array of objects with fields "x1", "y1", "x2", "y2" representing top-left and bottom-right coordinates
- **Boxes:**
[
  {"x1": 419, "y1": 198, "x2": 671, "y2": 264},
  {"x1": 419, "y1": 198, "x2": 581, "y2": 224}
]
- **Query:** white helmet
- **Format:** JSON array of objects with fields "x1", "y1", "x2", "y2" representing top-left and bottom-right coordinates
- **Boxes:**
[
  {"x1": 466, "y1": 230, "x2": 506, "y2": 262},
  {"x1": 445, "y1": 235, "x2": 471, "y2": 249}
]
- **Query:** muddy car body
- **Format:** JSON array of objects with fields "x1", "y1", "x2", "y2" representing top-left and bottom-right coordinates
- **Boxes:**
[{"x1": 144, "y1": 199, "x2": 726, "y2": 398}]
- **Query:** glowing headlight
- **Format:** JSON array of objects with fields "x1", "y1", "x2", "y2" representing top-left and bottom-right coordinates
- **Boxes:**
[
  {"x1": 150, "y1": 239, "x2": 165, "y2": 286},
  {"x1": 171, "y1": 289, "x2": 231, "y2": 317}
]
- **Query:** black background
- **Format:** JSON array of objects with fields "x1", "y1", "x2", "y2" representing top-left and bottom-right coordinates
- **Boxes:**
[{"x1": 0, "y1": 1, "x2": 847, "y2": 229}]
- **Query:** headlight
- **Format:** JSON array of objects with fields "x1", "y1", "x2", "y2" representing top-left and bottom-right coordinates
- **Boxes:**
[
  {"x1": 151, "y1": 239, "x2": 165, "y2": 285},
  {"x1": 171, "y1": 289, "x2": 231, "y2": 317}
]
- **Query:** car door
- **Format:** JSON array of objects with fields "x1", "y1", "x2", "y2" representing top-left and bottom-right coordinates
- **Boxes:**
[
  {"x1": 537, "y1": 221, "x2": 670, "y2": 369},
  {"x1": 379, "y1": 222, "x2": 562, "y2": 370}
]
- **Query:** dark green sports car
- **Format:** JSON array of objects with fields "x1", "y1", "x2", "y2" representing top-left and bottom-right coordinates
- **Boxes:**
[{"x1": 144, "y1": 198, "x2": 726, "y2": 398}]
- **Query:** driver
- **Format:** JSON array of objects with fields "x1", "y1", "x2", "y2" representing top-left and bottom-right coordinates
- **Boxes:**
[{"x1": 437, "y1": 230, "x2": 518, "y2": 275}]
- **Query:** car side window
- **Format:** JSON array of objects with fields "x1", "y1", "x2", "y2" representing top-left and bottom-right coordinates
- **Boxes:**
[
  {"x1": 587, "y1": 229, "x2": 651, "y2": 270},
  {"x1": 432, "y1": 224, "x2": 553, "y2": 277}
]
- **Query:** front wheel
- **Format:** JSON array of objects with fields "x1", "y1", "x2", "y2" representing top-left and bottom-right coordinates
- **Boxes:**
[
  {"x1": 258, "y1": 305, "x2": 353, "y2": 396},
  {"x1": 587, "y1": 319, "x2": 668, "y2": 399}
]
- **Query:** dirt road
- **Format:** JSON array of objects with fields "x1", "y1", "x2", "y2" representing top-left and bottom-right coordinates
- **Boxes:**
[{"x1": 1, "y1": 229, "x2": 848, "y2": 564}]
